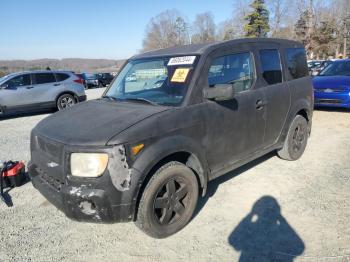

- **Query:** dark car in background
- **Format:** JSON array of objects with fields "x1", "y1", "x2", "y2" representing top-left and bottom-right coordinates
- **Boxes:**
[
  {"x1": 79, "y1": 73, "x2": 99, "y2": 89},
  {"x1": 313, "y1": 59, "x2": 350, "y2": 108},
  {"x1": 97, "y1": 73, "x2": 114, "y2": 87}
]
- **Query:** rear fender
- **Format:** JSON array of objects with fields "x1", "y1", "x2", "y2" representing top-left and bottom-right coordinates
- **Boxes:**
[{"x1": 279, "y1": 98, "x2": 313, "y2": 143}]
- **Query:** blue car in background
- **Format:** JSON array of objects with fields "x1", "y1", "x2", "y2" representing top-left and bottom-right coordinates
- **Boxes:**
[{"x1": 313, "y1": 59, "x2": 350, "y2": 109}]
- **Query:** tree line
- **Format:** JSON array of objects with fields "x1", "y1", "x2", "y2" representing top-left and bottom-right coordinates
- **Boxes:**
[{"x1": 142, "y1": 0, "x2": 350, "y2": 60}]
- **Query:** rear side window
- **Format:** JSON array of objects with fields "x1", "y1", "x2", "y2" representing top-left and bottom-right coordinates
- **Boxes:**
[
  {"x1": 260, "y1": 49, "x2": 282, "y2": 85},
  {"x1": 208, "y1": 52, "x2": 255, "y2": 93},
  {"x1": 285, "y1": 48, "x2": 309, "y2": 79},
  {"x1": 34, "y1": 73, "x2": 56, "y2": 84},
  {"x1": 55, "y1": 73, "x2": 70, "y2": 82},
  {"x1": 3, "y1": 74, "x2": 31, "y2": 88}
]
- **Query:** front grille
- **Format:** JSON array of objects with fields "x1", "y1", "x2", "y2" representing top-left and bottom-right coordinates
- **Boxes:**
[
  {"x1": 31, "y1": 131, "x2": 66, "y2": 184},
  {"x1": 316, "y1": 99, "x2": 342, "y2": 104},
  {"x1": 36, "y1": 136, "x2": 63, "y2": 162},
  {"x1": 36, "y1": 167, "x2": 65, "y2": 192},
  {"x1": 315, "y1": 88, "x2": 345, "y2": 93}
]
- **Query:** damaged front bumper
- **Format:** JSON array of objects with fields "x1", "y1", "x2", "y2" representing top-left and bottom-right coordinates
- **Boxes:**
[
  {"x1": 28, "y1": 139, "x2": 143, "y2": 223},
  {"x1": 29, "y1": 162, "x2": 141, "y2": 223}
]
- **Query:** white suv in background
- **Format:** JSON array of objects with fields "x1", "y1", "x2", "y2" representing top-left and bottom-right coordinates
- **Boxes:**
[{"x1": 0, "y1": 71, "x2": 86, "y2": 115}]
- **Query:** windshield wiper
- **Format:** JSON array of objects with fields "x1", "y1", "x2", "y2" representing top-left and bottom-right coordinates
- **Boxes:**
[
  {"x1": 123, "y1": 97, "x2": 158, "y2": 106},
  {"x1": 101, "y1": 95, "x2": 119, "y2": 101}
]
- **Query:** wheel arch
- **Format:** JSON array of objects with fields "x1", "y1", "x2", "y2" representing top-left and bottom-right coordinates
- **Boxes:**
[
  {"x1": 279, "y1": 99, "x2": 313, "y2": 143},
  {"x1": 55, "y1": 91, "x2": 79, "y2": 104},
  {"x1": 131, "y1": 136, "x2": 209, "y2": 220}
]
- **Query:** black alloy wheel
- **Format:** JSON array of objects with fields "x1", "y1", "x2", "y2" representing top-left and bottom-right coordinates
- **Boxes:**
[
  {"x1": 153, "y1": 177, "x2": 190, "y2": 225},
  {"x1": 136, "y1": 161, "x2": 199, "y2": 238},
  {"x1": 277, "y1": 115, "x2": 308, "y2": 160}
]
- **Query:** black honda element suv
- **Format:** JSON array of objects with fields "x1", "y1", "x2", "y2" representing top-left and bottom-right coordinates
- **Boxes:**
[{"x1": 29, "y1": 38, "x2": 313, "y2": 238}]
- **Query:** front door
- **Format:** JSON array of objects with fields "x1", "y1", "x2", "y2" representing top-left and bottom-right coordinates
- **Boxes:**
[
  {"x1": 0, "y1": 73, "x2": 35, "y2": 110},
  {"x1": 202, "y1": 49, "x2": 267, "y2": 177}
]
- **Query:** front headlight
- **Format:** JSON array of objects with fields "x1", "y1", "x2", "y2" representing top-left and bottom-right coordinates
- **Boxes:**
[{"x1": 71, "y1": 153, "x2": 109, "y2": 177}]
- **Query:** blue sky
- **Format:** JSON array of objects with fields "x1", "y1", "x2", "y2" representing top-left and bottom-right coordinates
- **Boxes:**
[{"x1": 0, "y1": 0, "x2": 235, "y2": 60}]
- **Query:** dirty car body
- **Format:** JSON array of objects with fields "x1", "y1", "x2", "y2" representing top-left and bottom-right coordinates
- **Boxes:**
[{"x1": 29, "y1": 39, "x2": 313, "y2": 232}]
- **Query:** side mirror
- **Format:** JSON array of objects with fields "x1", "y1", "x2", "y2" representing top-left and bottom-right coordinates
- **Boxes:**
[
  {"x1": 4, "y1": 83, "x2": 16, "y2": 90},
  {"x1": 0, "y1": 83, "x2": 9, "y2": 90},
  {"x1": 203, "y1": 84, "x2": 235, "y2": 101}
]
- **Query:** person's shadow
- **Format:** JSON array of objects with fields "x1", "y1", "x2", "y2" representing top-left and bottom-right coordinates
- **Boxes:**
[{"x1": 228, "y1": 196, "x2": 305, "y2": 262}]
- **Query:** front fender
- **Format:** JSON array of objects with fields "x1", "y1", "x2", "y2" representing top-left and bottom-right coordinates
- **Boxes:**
[{"x1": 132, "y1": 135, "x2": 209, "y2": 189}]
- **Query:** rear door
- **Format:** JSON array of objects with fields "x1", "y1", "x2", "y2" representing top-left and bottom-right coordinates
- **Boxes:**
[
  {"x1": 202, "y1": 46, "x2": 267, "y2": 177},
  {"x1": 31, "y1": 72, "x2": 58, "y2": 104},
  {"x1": 0, "y1": 73, "x2": 34, "y2": 108},
  {"x1": 257, "y1": 46, "x2": 291, "y2": 147}
]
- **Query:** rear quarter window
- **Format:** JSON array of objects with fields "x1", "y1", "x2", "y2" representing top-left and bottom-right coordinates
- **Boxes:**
[
  {"x1": 34, "y1": 73, "x2": 56, "y2": 84},
  {"x1": 285, "y1": 48, "x2": 308, "y2": 79},
  {"x1": 259, "y1": 49, "x2": 283, "y2": 85},
  {"x1": 55, "y1": 73, "x2": 70, "y2": 82}
]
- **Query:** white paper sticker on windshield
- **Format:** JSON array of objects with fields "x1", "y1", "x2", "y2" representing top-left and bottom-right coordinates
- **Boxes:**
[{"x1": 168, "y1": 56, "x2": 196, "y2": 66}]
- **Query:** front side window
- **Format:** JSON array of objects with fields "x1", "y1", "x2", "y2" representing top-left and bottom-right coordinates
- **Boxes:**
[
  {"x1": 319, "y1": 61, "x2": 350, "y2": 76},
  {"x1": 105, "y1": 56, "x2": 198, "y2": 106},
  {"x1": 208, "y1": 52, "x2": 255, "y2": 93},
  {"x1": 286, "y1": 48, "x2": 308, "y2": 79},
  {"x1": 3, "y1": 74, "x2": 31, "y2": 88},
  {"x1": 260, "y1": 49, "x2": 283, "y2": 85},
  {"x1": 34, "y1": 73, "x2": 56, "y2": 84}
]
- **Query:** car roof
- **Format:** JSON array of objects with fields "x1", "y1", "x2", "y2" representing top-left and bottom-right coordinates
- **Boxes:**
[
  {"x1": 2, "y1": 70, "x2": 74, "y2": 78},
  {"x1": 333, "y1": 59, "x2": 350, "y2": 63},
  {"x1": 131, "y1": 38, "x2": 303, "y2": 60}
]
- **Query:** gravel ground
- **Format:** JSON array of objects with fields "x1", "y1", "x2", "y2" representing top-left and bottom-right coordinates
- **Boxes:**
[{"x1": 0, "y1": 88, "x2": 349, "y2": 262}]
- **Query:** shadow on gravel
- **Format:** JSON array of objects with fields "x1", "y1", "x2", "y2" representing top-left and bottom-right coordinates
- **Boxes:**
[
  {"x1": 1, "y1": 172, "x2": 31, "y2": 207},
  {"x1": 0, "y1": 110, "x2": 53, "y2": 121},
  {"x1": 193, "y1": 151, "x2": 275, "y2": 218},
  {"x1": 228, "y1": 196, "x2": 305, "y2": 262}
]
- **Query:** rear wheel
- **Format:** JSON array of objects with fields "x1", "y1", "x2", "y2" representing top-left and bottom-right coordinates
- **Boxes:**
[
  {"x1": 135, "y1": 161, "x2": 199, "y2": 238},
  {"x1": 57, "y1": 94, "x2": 76, "y2": 111},
  {"x1": 278, "y1": 115, "x2": 308, "y2": 161}
]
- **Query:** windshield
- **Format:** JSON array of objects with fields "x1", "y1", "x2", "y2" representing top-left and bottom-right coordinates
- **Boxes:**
[
  {"x1": 105, "y1": 56, "x2": 197, "y2": 106},
  {"x1": 0, "y1": 74, "x2": 13, "y2": 84},
  {"x1": 319, "y1": 61, "x2": 350, "y2": 76}
]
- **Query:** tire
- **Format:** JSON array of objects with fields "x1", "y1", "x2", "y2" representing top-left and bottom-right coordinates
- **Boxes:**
[
  {"x1": 135, "y1": 161, "x2": 199, "y2": 238},
  {"x1": 98, "y1": 82, "x2": 103, "y2": 88},
  {"x1": 57, "y1": 94, "x2": 76, "y2": 111},
  {"x1": 277, "y1": 115, "x2": 308, "y2": 161}
]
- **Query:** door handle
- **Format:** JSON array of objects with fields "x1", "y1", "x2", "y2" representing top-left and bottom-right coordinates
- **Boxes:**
[
  {"x1": 54, "y1": 83, "x2": 61, "y2": 86},
  {"x1": 26, "y1": 86, "x2": 34, "y2": 89},
  {"x1": 256, "y1": 100, "x2": 266, "y2": 110}
]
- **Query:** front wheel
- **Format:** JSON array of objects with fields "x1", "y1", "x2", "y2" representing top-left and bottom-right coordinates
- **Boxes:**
[
  {"x1": 57, "y1": 94, "x2": 76, "y2": 111},
  {"x1": 277, "y1": 115, "x2": 308, "y2": 161},
  {"x1": 135, "y1": 161, "x2": 199, "y2": 238}
]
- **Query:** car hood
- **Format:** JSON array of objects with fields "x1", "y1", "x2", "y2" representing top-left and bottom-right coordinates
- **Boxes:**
[
  {"x1": 313, "y1": 76, "x2": 350, "y2": 90},
  {"x1": 33, "y1": 99, "x2": 169, "y2": 146}
]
